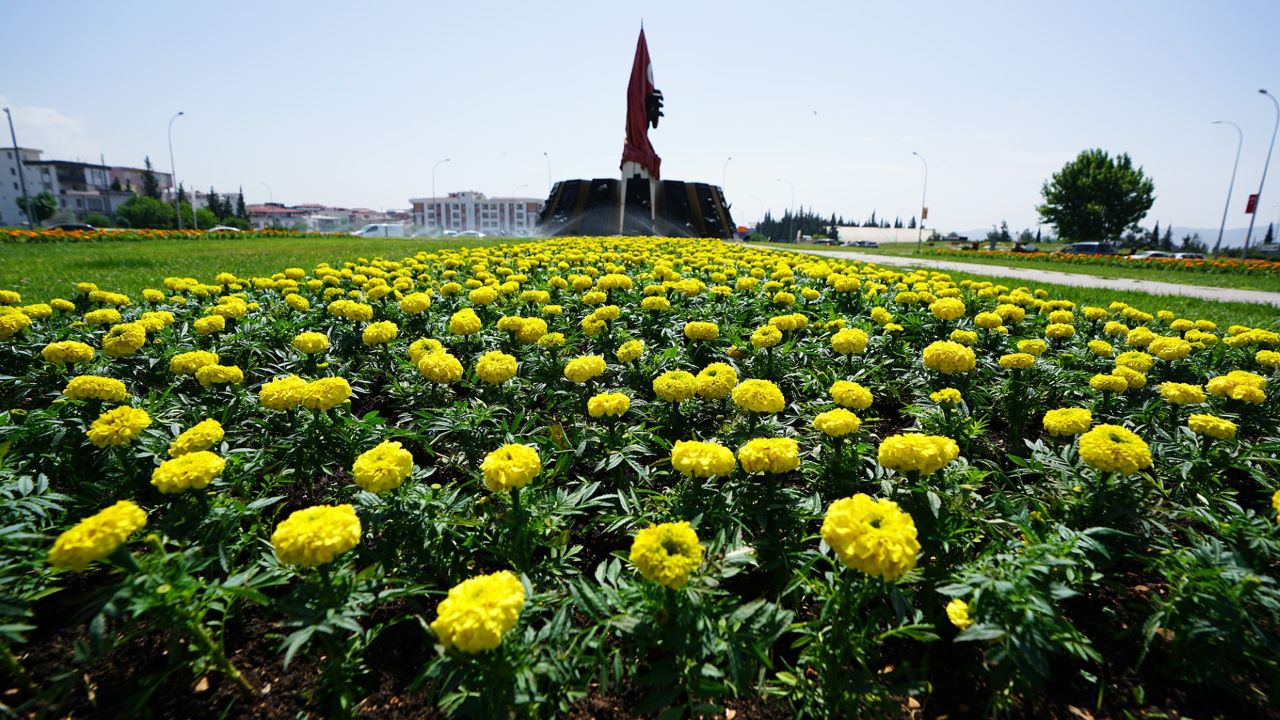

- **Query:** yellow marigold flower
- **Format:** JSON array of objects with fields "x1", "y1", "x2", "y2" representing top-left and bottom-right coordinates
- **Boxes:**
[
  {"x1": 564, "y1": 355, "x2": 606, "y2": 384},
  {"x1": 750, "y1": 324, "x2": 783, "y2": 349},
  {"x1": 1043, "y1": 408, "x2": 1091, "y2": 437},
  {"x1": 64, "y1": 375, "x2": 128, "y2": 403},
  {"x1": 1257, "y1": 350, "x2": 1280, "y2": 368},
  {"x1": 0, "y1": 289, "x2": 20, "y2": 305},
  {"x1": 1112, "y1": 365, "x2": 1146, "y2": 390},
  {"x1": 168, "y1": 419, "x2": 224, "y2": 457},
  {"x1": 362, "y1": 320, "x2": 398, "y2": 346},
  {"x1": 922, "y1": 341, "x2": 976, "y2": 375},
  {"x1": 1159, "y1": 382, "x2": 1205, "y2": 405},
  {"x1": 137, "y1": 311, "x2": 174, "y2": 332},
  {"x1": 51, "y1": 298, "x2": 76, "y2": 313},
  {"x1": 42, "y1": 340, "x2": 95, "y2": 364},
  {"x1": 418, "y1": 350, "x2": 464, "y2": 384},
  {"x1": 468, "y1": 286, "x2": 498, "y2": 306},
  {"x1": 259, "y1": 375, "x2": 309, "y2": 411},
  {"x1": 293, "y1": 331, "x2": 329, "y2": 354},
  {"x1": 537, "y1": 331, "x2": 565, "y2": 347},
  {"x1": 813, "y1": 408, "x2": 862, "y2": 437},
  {"x1": 616, "y1": 339, "x2": 644, "y2": 364},
  {"x1": 271, "y1": 504, "x2": 361, "y2": 566},
  {"x1": 195, "y1": 364, "x2": 244, "y2": 388},
  {"x1": 1017, "y1": 339, "x2": 1048, "y2": 356},
  {"x1": 430, "y1": 570, "x2": 526, "y2": 653},
  {"x1": 831, "y1": 328, "x2": 869, "y2": 354},
  {"x1": 515, "y1": 317, "x2": 548, "y2": 344},
  {"x1": 587, "y1": 392, "x2": 630, "y2": 418},
  {"x1": 1090, "y1": 373, "x2": 1128, "y2": 393},
  {"x1": 150, "y1": 451, "x2": 225, "y2": 494},
  {"x1": 399, "y1": 292, "x2": 432, "y2": 314},
  {"x1": 999, "y1": 353, "x2": 1035, "y2": 370},
  {"x1": 84, "y1": 308, "x2": 121, "y2": 326},
  {"x1": 408, "y1": 338, "x2": 444, "y2": 364},
  {"x1": 101, "y1": 323, "x2": 147, "y2": 357},
  {"x1": 480, "y1": 443, "x2": 541, "y2": 492},
  {"x1": 1206, "y1": 370, "x2": 1267, "y2": 403},
  {"x1": 695, "y1": 362, "x2": 737, "y2": 400},
  {"x1": 654, "y1": 370, "x2": 698, "y2": 403},
  {"x1": 974, "y1": 312, "x2": 1002, "y2": 330},
  {"x1": 949, "y1": 329, "x2": 978, "y2": 346},
  {"x1": 1273, "y1": 490, "x2": 1280, "y2": 522},
  {"x1": 1045, "y1": 323, "x2": 1075, "y2": 340},
  {"x1": 193, "y1": 315, "x2": 226, "y2": 335},
  {"x1": 683, "y1": 321, "x2": 720, "y2": 341},
  {"x1": 353, "y1": 440, "x2": 414, "y2": 493},
  {"x1": 1115, "y1": 351, "x2": 1153, "y2": 373},
  {"x1": 931, "y1": 388, "x2": 962, "y2": 404},
  {"x1": 86, "y1": 406, "x2": 151, "y2": 447},
  {"x1": 731, "y1": 378, "x2": 786, "y2": 413},
  {"x1": 285, "y1": 293, "x2": 311, "y2": 311},
  {"x1": 475, "y1": 350, "x2": 518, "y2": 385},
  {"x1": 1126, "y1": 327, "x2": 1156, "y2": 348},
  {"x1": 170, "y1": 350, "x2": 219, "y2": 375},
  {"x1": 670, "y1": 440, "x2": 736, "y2": 478},
  {"x1": 830, "y1": 380, "x2": 873, "y2": 410},
  {"x1": 738, "y1": 437, "x2": 800, "y2": 474},
  {"x1": 1077, "y1": 424, "x2": 1152, "y2": 475},
  {"x1": 629, "y1": 522, "x2": 704, "y2": 589},
  {"x1": 48, "y1": 500, "x2": 147, "y2": 572},
  {"x1": 448, "y1": 308, "x2": 483, "y2": 335},
  {"x1": 640, "y1": 296, "x2": 670, "y2": 312},
  {"x1": 1148, "y1": 336, "x2": 1191, "y2": 361},
  {"x1": 946, "y1": 598, "x2": 974, "y2": 629},
  {"x1": 302, "y1": 377, "x2": 352, "y2": 411},
  {"x1": 1187, "y1": 414, "x2": 1237, "y2": 441},
  {"x1": 1088, "y1": 340, "x2": 1114, "y2": 357},
  {"x1": 870, "y1": 307, "x2": 893, "y2": 326},
  {"x1": 821, "y1": 493, "x2": 919, "y2": 581},
  {"x1": 877, "y1": 433, "x2": 959, "y2": 476},
  {"x1": 929, "y1": 297, "x2": 966, "y2": 321}
]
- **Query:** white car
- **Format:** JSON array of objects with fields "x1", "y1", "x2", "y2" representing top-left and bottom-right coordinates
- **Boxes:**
[
  {"x1": 351, "y1": 223, "x2": 406, "y2": 238},
  {"x1": 205, "y1": 225, "x2": 241, "y2": 233},
  {"x1": 1173, "y1": 252, "x2": 1204, "y2": 260},
  {"x1": 456, "y1": 230, "x2": 487, "y2": 238},
  {"x1": 1130, "y1": 250, "x2": 1171, "y2": 259}
]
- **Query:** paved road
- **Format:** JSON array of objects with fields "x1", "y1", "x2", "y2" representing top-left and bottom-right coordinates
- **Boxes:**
[{"x1": 750, "y1": 245, "x2": 1280, "y2": 307}]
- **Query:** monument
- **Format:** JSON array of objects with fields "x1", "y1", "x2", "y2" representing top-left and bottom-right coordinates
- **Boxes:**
[{"x1": 537, "y1": 29, "x2": 736, "y2": 239}]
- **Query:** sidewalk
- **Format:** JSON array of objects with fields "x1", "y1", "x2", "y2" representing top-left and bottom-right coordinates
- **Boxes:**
[{"x1": 751, "y1": 246, "x2": 1280, "y2": 307}]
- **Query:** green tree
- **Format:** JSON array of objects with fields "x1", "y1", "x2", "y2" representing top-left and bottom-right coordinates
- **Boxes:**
[
  {"x1": 176, "y1": 182, "x2": 187, "y2": 208},
  {"x1": 115, "y1": 195, "x2": 174, "y2": 229},
  {"x1": 1037, "y1": 149, "x2": 1155, "y2": 242},
  {"x1": 16, "y1": 191, "x2": 57, "y2": 225},
  {"x1": 142, "y1": 156, "x2": 162, "y2": 200},
  {"x1": 236, "y1": 187, "x2": 247, "y2": 219},
  {"x1": 1264, "y1": 222, "x2": 1275, "y2": 246},
  {"x1": 83, "y1": 212, "x2": 112, "y2": 228},
  {"x1": 206, "y1": 187, "x2": 223, "y2": 218}
]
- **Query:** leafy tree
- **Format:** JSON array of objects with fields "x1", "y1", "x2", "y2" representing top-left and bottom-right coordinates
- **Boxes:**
[
  {"x1": 115, "y1": 195, "x2": 174, "y2": 228},
  {"x1": 142, "y1": 156, "x2": 162, "y2": 200},
  {"x1": 218, "y1": 216, "x2": 250, "y2": 230},
  {"x1": 1037, "y1": 149, "x2": 1155, "y2": 242},
  {"x1": 1179, "y1": 233, "x2": 1208, "y2": 254},
  {"x1": 1264, "y1": 222, "x2": 1275, "y2": 246},
  {"x1": 195, "y1": 207, "x2": 217, "y2": 228},
  {"x1": 1160, "y1": 226, "x2": 1174, "y2": 252},
  {"x1": 236, "y1": 188, "x2": 247, "y2": 219},
  {"x1": 83, "y1": 212, "x2": 112, "y2": 228},
  {"x1": 206, "y1": 188, "x2": 223, "y2": 219},
  {"x1": 110, "y1": 177, "x2": 122, "y2": 192},
  {"x1": 1151, "y1": 221, "x2": 1161, "y2": 247},
  {"x1": 985, "y1": 221, "x2": 1012, "y2": 246},
  {"x1": 16, "y1": 191, "x2": 57, "y2": 225},
  {"x1": 176, "y1": 183, "x2": 187, "y2": 208},
  {"x1": 908, "y1": 216, "x2": 917, "y2": 229}
]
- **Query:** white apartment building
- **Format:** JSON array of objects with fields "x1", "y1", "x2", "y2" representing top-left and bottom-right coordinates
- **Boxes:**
[
  {"x1": 410, "y1": 191, "x2": 544, "y2": 236},
  {"x1": 1, "y1": 146, "x2": 174, "y2": 226},
  {"x1": 0, "y1": 147, "x2": 47, "y2": 226}
]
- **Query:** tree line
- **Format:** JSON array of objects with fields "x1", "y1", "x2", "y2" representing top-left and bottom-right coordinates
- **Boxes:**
[{"x1": 752, "y1": 208, "x2": 918, "y2": 241}]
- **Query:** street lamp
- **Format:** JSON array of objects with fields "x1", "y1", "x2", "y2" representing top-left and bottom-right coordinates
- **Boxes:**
[
  {"x1": 260, "y1": 181, "x2": 274, "y2": 204},
  {"x1": 912, "y1": 151, "x2": 928, "y2": 253},
  {"x1": 1242, "y1": 89, "x2": 1280, "y2": 258},
  {"x1": 168, "y1": 111, "x2": 184, "y2": 229},
  {"x1": 776, "y1": 178, "x2": 795, "y2": 242},
  {"x1": 3, "y1": 107, "x2": 32, "y2": 228},
  {"x1": 431, "y1": 157, "x2": 451, "y2": 234},
  {"x1": 543, "y1": 151, "x2": 553, "y2": 194},
  {"x1": 721, "y1": 156, "x2": 732, "y2": 189},
  {"x1": 1211, "y1": 120, "x2": 1243, "y2": 257}
]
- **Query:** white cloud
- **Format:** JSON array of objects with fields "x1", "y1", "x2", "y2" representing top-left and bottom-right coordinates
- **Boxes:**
[{"x1": 0, "y1": 96, "x2": 101, "y2": 162}]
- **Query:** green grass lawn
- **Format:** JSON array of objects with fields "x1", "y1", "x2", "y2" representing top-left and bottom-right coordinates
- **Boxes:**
[
  {"x1": 0, "y1": 236, "x2": 513, "y2": 303},
  {"x1": 753, "y1": 241, "x2": 1280, "y2": 294}
]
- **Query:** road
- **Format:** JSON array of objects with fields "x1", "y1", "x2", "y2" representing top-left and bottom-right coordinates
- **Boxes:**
[{"x1": 750, "y1": 245, "x2": 1280, "y2": 307}]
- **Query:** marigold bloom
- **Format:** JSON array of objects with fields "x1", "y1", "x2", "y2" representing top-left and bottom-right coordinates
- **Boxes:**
[
  {"x1": 1089, "y1": 373, "x2": 1128, "y2": 393},
  {"x1": 654, "y1": 370, "x2": 697, "y2": 402},
  {"x1": 42, "y1": 340, "x2": 95, "y2": 365},
  {"x1": 1044, "y1": 323, "x2": 1075, "y2": 340},
  {"x1": 1159, "y1": 382, "x2": 1205, "y2": 405},
  {"x1": 1258, "y1": 350, "x2": 1280, "y2": 369},
  {"x1": 564, "y1": 355, "x2": 606, "y2": 384},
  {"x1": 353, "y1": 440, "x2": 415, "y2": 492},
  {"x1": 629, "y1": 522, "x2": 704, "y2": 589},
  {"x1": 151, "y1": 451, "x2": 225, "y2": 493},
  {"x1": 877, "y1": 433, "x2": 959, "y2": 476},
  {"x1": 731, "y1": 378, "x2": 786, "y2": 413},
  {"x1": 430, "y1": 570, "x2": 526, "y2": 653},
  {"x1": 1112, "y1": 365, "x2": 1147, "y2": 390},
  {"x1": 1187, "y1": 414, "x2": 1237, "y2": 441},
  {"x1": 1017, "y1": 339, "x2": 1048, "y2": 356},
  {"x1": 170, "y1": 350, "x2": 220, "y2": 375},
  {"x1": 813, "y1": 408, "x2": 862, "y2": 437},
  {"x1": 1148, "y1": 336, "x2": 1192, "y2": 361},
  {"x1": 821, "y1": 494, "x2": 919, "y2": 581},
  {"x1": 1042, "y1": 408, "x2": 1091, "y2": 437},
  {"x1": 362, "y1": 320, "x2": 398, "y2": 346},
  {"x1": 615, "y1": 339, "x2": 644, "y2": 364},
  {"x1": 738, "y1": 437, "x2": 801, "y2": 474},
  {"x1": 946, "y1": 598, "x2": 974, "y2": 629},
  {"x1": 293, "y1": 331, "x2": 330, "y2": 354},
  {"x1": 670, "y1": 440, "x2": 736, "y2": 478},
  {"x1": 271, "y1": 504, "x2": 361, "y2": 566},
  {"x1": 949, "y1": 329, "x2": 978, "y2": 346},
  {"x1": 168, "y1": 418, "x2": 224, "y2": 456},
  {"x1": 683, "y1": 321, "x2": 720, "y2": 341},
  {"x1": 830, "y1": 380, "x2": 873, "y2": 410},
  {"x1": 922, "y1": 341, "x2": 976, "y2": 375},
  {"x1": 193, "y1": 315, "x2": 226, "y2": 335},
  {"x1": 929, "y1": 297, "x2": 966, "y2": 321},
  {"x1": 1273, "y1": 490, "x2": 1280, "y2": 523},
  {"x1": 260, "y1": 375, "x2": 309, "y2": 410},
  {"x1": 475, "y1": 350, "x2": 518, "y2": 385},
  {"x1": 195, "y1": 364, "x2": 244, "y2": 388},
  {"x1": 64, "y1": 375, "x2": 128, "y2": 403},
  {"x1": 750, "y1": 324, "x2": 783, "y2": 349},
  {"x1": 481, "y1": 443, "x2": 541, "y2": 492},
  {"x1": 1077, "y1": 424, "x2": 1152, "y2": 475},
  {"x1": 930, "y1": 388, "x2": 962, "y2": 405},
  {"x1": 408, "y1": 338, "x2": 445, "y2": 364},
  {"x1": 999, "y1": 353, "x2": 1035, "y2": 370},
  {"x1": 102, "y1": 322, "x2": 147, "y2": 357},
  {"x1": 399, "y1": 292, "x2": 432, "y2": 314},
  {"x1": 48, "y1": 500, "x2": 147, "y2": 571},
  {"x1": 83, "y1": 308, "x2": 121, "y2": 326},
  {"x1": 301, "y1": 377, "x2": 352, "y2": 410},
  {"x1": 448, "y1": 308, "x2": 483, "y2": 335},
  {"x1": 831, "y1": 328, "x2": 869, "y2": 354},
  {"x1": 587, "y1": 392, "x2": 630, "y2": 418},
  {"x1": 1206, "y1": 370, "x2": 1267, "y2": 404},
  {"x1": 1115, "y1": 351, "x2": 1154, "y2": 373},
  {"x1": 1088, "y1": 340, "x2": 1114, "y2": 357},
  {"x1": 86, "y1": 406, "x2": 151, "y2": 447}
]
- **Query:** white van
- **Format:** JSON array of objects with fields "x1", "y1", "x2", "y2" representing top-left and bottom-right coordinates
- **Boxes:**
[{"x1": 350, "y1": 223, "x2": 406, "y2": 238}]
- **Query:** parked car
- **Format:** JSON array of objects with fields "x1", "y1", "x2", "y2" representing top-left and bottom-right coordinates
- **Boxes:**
[
  {"x1": 456, "y1": 230, "x2": 487, "y2": 238},
  {"x1": 205, "y1": 225, "x2": 241, "y2": 233},
  {"x1": 51, "y1": 223, "x2": 95, "y2": 232},
  {"x1": 1173, "y1": 252, "x2": 1204, "y2": 260},
  {"x1": 1010, "y1": 243, "x2": 1039, "y2": 253},
  {"x1": 841, "y1": 240, "x2": 880, "y2": 248},
  {"x1": 1054, "y1": 242, "x2": 1118, "y2": 255},
  {"x1": 350, "y1": 223, "x2": 406, "y2": 238},
  {"x1": 1130, "y1": 250, "x2": 1172, "y2": 259}
]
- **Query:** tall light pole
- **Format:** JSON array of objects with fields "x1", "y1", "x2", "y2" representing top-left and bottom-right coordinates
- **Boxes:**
[
  {"x1": 721, "y1": 156, "x2": 732, "y2": 189},
  {"x1": 260, "y1": 181, "x2": 274, "y2": 204},
  {"x1": 543, "y1": 151, "x2": 553, "y2": 194},
  {"x1": 1243, "y1": 89, "x2": 1280, "y2": 258},
  {"x1": 1211, "y1": 120, "x2": 1243, "y2": 257},
  {"x1": 167, "y1": 111, "x2": 184, "y2": 229},
  {"x1": 776, "y1": 177, "x2": 795, "y2": 242},
  {"x1": 4, "y1": 107, "x2": 32, "y2": 228},
  {"x1": 912, "y1": 151, "x2": 928, "y2": 252},
  {"x1": 431, "y1": 157, "x2": 451, "y2": 234}
]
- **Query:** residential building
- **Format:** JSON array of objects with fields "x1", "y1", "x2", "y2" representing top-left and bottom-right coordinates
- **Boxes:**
[
  {"x1": 0, "y1": 147, "x2": 43, "y2": 226},
  {"x1": 110, "y1": 165, "x2": 173, "y2": 197},
  {"x1": 1, "y1": 146, "x2": 175, "y2": 225},
  {"x1": 410, "y1": 191, "x2": 545, "y2": 236}
]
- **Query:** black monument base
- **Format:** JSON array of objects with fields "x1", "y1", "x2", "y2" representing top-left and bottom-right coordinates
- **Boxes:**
[{"x1": 536, "y1": 177, "x2": 735, "y2": 239}]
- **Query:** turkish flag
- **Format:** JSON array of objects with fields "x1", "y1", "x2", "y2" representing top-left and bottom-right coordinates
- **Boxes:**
[
  {"x1": 1246, "y1": 193, "x2": 1259, "y2": 214},
  {"x1": 621, "y1": 29, "x2": 661, "y2": 180}
]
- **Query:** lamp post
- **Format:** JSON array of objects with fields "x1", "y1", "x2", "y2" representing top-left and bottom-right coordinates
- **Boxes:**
[
  {"x1": 1242, "y1": 89, "x2": 1280, "y2": 258},
  {"x1": 260, "y1": 181, "x2": 274, "y2": 204},
  {"x1": 3, "y1": 107, "x2": 32, "y2": 228},
  {"x1": 1211, "y1": 120, "x2": 1243, "y2": 257},
  {"x1": 721, "y1": 156, "x2": 732, "y2": 189},
  {"x1": 912, "y1": 151, "x2": 928, "y2": 253},
  {"x1": 543, "y1": 151, "x2": 552, "y2": 194},
  {"x1": 431, "y1": 157, "x2": 451, "y2": 234},
  {"x1": 167, "y1": 111, "x2": 184, "y2": 229},
  {"x1": 776, "y1": 178, "x2": 795, "y2": 242}
]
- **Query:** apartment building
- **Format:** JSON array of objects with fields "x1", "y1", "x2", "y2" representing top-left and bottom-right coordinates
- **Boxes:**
[
  {"x1": 410, "y1": 191, "x2": 544, "y2": 236},
  {"x1": 0, "y1": 146, "x2": 173, "y2": 225}
]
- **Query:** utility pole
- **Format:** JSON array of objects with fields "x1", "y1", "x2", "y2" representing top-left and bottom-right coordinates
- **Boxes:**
[{"x1": 4, "y1": 107, "x2": 33, "y2": 228}]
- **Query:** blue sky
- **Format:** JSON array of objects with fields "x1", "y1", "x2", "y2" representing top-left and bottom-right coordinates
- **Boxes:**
[{"x1": 3, "y1": 0, "x2": 1280, "y2": 232}]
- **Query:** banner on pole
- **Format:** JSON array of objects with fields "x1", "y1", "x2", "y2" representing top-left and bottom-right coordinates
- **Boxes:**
[
  {"x1": 1246, "y1": 193, "x2": 1259, "y2": 214},
  {"x1": 922, "y1": 207, "x2": 929, "y2": 220}
]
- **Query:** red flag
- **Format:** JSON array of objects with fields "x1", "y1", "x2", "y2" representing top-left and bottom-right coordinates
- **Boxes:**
[
  {"x1": 1246, "y1": 193, "x2": 1259, "y2": 214},
  {"x1": 620, "y1": 29, "x2": 661, "y2": 180}
]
